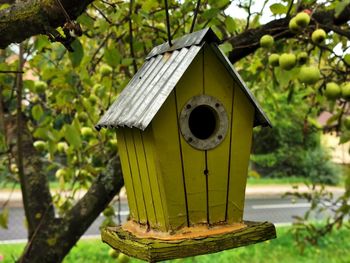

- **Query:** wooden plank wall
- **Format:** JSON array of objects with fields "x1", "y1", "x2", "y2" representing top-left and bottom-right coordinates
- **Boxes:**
[
  {"x1": 203, "y1": 45, "x2": 234, "y2": 224},
  {"x1": 117, "y1": 43, "x2": 255, "y2": 231}
]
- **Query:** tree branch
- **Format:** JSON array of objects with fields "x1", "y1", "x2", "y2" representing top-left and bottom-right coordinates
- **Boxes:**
[
  {"x1": 228, "y1": 4, "x2": 350, "y2": 63},
  {"x1": 20, "y1": 155, "x2": 124, "y2": 263},
  {"x1": 0, "y1": 0, "x2": 94, "y2": 49}
]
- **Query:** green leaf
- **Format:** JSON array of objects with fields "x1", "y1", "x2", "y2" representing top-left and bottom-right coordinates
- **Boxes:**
[
  {"x1": 208, "y1": 0, "x2": 230, "y2": 8},
  {"x1": 31, "y1": 104, "x2": 44, "y2": 121},
  {"x1": 0, "y1": 3, "x2": 10, "y2": 10},
  {"x1": 202, "y1": 8, "x2": 220, "y2": 20},
  {"x1": 77, "y1": 13, "x2": 95, "y2": 28},
  {"x1": 0, "y1": 208, "x2": 9, "y2": 229},
  {"x1": 68, "y1": 39, "x2": 84, "y2": 68},
  {"x1": 335, "y1": 0, "x2": 350, "y2": 18},
  {"x1": 340, "y1": 131, "x2": 350, "y2": 144},
  {"x1": 142, "y1": 0, "x2": 158, "y2": 12},
  {"x1": 34, "y1": 36, "x2": 50, "y2": 52},
  {"x1": 344, "y1": 54, "x2": 350, "y2": 66},
  {"x1": 64, "y1": 124, "x2": 82, "y2": 149},
  {"x1": 219, "y1": 42, "x2": 233, "y2": 54},
  {"x1": 269, "y1": 3, "x2": 287, "y2": 15},
  {"x1": 225, "y1": 17, "x2": 236, "y2": 32},
  {"x1": 104, "y1": 47, "x2": 122, "y2": 67}
]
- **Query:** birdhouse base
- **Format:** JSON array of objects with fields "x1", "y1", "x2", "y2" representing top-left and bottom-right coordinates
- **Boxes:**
[{"x1": 101, "y1": 221, "x2": 276, "y2": 262}]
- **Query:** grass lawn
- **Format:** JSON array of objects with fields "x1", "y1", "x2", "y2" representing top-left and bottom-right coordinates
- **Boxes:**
[
  {"x1": 246, "y1": 176, "x2": 310, "y2": 185},
  {"x1": 1, "y1": 226, "x2": 350, "y2": 263}
]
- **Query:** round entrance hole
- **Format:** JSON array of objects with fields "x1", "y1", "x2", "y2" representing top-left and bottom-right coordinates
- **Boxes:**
[
  {"x1": 188, "y1": 105, "x2": 217, "y2": 140},
  {"x1": 179, "y1": 95, "x2": 228, "y2": 150}
]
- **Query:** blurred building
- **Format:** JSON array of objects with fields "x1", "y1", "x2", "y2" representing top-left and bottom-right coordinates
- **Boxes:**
[{"x1": 318, "y1": 111, "x2": 350, "y2": 164}]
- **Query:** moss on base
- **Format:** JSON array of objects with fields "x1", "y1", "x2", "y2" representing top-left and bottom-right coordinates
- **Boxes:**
[{"x1": 101, "y1": 221, "x2": 276, "y2": 262}]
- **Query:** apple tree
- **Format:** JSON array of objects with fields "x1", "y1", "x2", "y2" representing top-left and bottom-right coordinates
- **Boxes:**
[{"x1": 1, "y1": 0, "x2": 350, "y2": 262}]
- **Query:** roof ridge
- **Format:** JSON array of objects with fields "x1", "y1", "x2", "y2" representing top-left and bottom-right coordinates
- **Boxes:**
[{"x1": 145, "y1": 28, "x2": 219, "y2": 59}]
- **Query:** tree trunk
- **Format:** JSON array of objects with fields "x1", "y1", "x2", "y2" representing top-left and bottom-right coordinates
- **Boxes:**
[{"x1": 19, "y1": 155, "x2": 124, "y2": 263}]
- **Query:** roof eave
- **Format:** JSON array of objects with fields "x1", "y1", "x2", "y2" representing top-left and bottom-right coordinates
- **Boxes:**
[{"x1": 208, "y1": 43, "x2": 272, "y2": 128}]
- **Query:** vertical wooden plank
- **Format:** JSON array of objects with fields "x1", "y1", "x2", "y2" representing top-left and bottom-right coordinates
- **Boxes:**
[
  {"x1": 132, "y1": 129, "x2": 157, "y2": 228},
  {"x1": 116, "y1": 129, "x2": 139, "y2": 221},
  {"x1": 227, "y1": 86, "x2": 255, "y2": 223},
  {"x1": 141, "y1": 128, "x2": 168, "y2": 231},
  {"x1": 175, "y1": 52, "x2": 207, "y2": 225},
  {"x1": 123, "y1": 129, "x2": 148, "y2": 225},
  {"x1": 151, "y1": 91, "x2": 188, "y2": 230},
  {"x1": 203, "y1": 45, "x2": 233, "y2": 224}
]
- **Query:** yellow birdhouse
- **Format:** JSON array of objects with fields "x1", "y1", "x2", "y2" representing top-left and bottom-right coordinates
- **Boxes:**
[{"x1": 96, "y1": 28, "x2": 275, "y2": 262}]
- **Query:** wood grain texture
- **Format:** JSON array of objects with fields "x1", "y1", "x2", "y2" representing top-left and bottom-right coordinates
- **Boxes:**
[
  {"x1": 132, "y1": 129, "x2": 157, "y2": 227},
  {"x1": 116, "y1": 129, "x2": 139, "y2": 221},
  {"x1": 151, "y1": 91, "x2": 187, "y2": 230},
  {"x1": 203, "y1": 44, "x2": 233, "y2": 224},
  {"x1": 123, "y1": 129, "x2": 148, "y2": 224},
  {"x1": 141, "y1": 127, "x2": 168, "y2": 231},
  {"x1": 102, "y1": 221, "x2": 276, "y2": 262},
  {"x1": 227, "y1": 86, "x2": 255, "y2": 223},
  {"x1": 175, "y1": 51, "x2": 207, "y2": 225}
]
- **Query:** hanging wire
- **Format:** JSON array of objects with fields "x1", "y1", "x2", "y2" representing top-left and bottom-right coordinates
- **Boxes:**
[
  {"x1": 190, "y1": 0, "x2": 201, "y2": 33},
  {"x1": 164, "y1": 0, "x2": 172, "y2": 46}
]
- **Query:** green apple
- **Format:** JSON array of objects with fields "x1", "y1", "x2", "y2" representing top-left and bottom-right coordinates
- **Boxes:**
[
  {"x1": 297, "y1": 52, "x2": 308, "y2": 65},
  {"x1": 324, "y1": 82, "x2": 341, "y2": 100},
  {"x1": 57, "y1": 142, "x2": 69, "y2": 153},
  {"x1": 260, "y1": 35, "x2": 274, "y2": 48},
  {"x1": 103, "y1": 206, "x2": 115, "y2": 217},
  {"x1": 298, "y1": 66, "x2": 320, "y2": 84},
  {"x1": 55, "y1": 168, "x2": 67, "y2": 179},
  {"x1": 81, "y1": 127, "x2": 94, "y2": 138},
  {"x1": 295, "y1": 12, "x2": 310, "y2": 27},
  {"x1": 279, "y1": 53, "x2": 296, "y2": 70},
  {"x1": 77, "y1": 112, "x2": 88, "y2": 122},
  {"x1": 268, "y1": 53, "x2": 280, "y2": 67},
  {"x1": 312, "y1": 29, "x2": 326, "y2": 44},
  {"x1": 289, "y1": 17, "x2": 300, "y2": 33},
  {"x1": 10, "y1": 163, "x2": 18, "y2": 173},
  {"x1": 34, "y1": 81, "x2": 47, "y2": 93},
  {"x1": 108, "y1": 139, "x2": 118, "y2": 148},
  {"x1": 108, "y1": 248, "x2": 119, "y2": 259},
  {"x1": 100, "y1": 64, "x2": 112, "y2": 76},
  {"x1": 341, "y1": 83, "x2": 350, "y2": 100},
  {"x1": 33, "y1": 140, "x2": 47, "y2": 151},
  {"x1": 117, "y1": 253, "x2": 130, "y2": 263},
  {"x1": 88, "y1": 94, "x2": 98, "y2": 106},
  {"x1": 92, "y1": 84, "x2": 106, "y2": 97}
]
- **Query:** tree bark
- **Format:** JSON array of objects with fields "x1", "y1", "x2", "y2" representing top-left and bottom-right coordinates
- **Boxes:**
[
  {"x1": 0, "y1": 0, "x2": 93, "y2": 48},
  {"x1": 19, "y1": 155, "x2": 124, "y2": 263}
]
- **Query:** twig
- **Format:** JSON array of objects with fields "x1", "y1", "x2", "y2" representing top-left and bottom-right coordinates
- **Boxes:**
[
  {"x1": 190, "y1": 0, "x2": 201, "y2": 33},
  {"x1": 1, "y1": 182, "x2": 17, "y2": 209},
  {"x1": 129, "y1": 0, "x2": 138, "y2": 74},
  {"x1": 245, "y1": 0, "x2": 253, "y2": 31},
  {"x1": 286, "y1": 0, "x2": 294, "y2": 17},
  {"x1": 54, "y1": 0, "x2": 72, "y2": 22},
  {"x1": 164, "y1": 0, "x2": 172, "y2": 46},
  {"x1": 92, "y1": 3, "x2": 113, "y2": 24},
  {"x1": 0, "y1": 70, "x2": 24, "y2": 74}
]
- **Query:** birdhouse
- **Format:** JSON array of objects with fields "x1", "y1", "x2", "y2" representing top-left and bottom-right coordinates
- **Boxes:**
[{"x1": 96, "y1": 28, "x2": 275, "y2": 262}]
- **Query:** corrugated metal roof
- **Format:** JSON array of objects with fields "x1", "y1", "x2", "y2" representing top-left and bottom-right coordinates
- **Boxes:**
[
  {"x1": 96, "y1": 28, "x2": 271, "y2": 131},
  {"x1": 96, "y1": 45, "x2": 203, "y2": 130},
  {"x1": 146, "y1": 28, "x2": 219, "y2": 59}
]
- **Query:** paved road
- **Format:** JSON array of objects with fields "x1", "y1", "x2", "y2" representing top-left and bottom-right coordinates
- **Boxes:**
[{"x1": 0, "y1": 196, "x2": 325, "y2": 242}]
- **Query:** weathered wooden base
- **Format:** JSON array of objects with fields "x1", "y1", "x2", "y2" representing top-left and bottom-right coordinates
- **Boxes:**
[{"x1": 101, "y1": 221, "x2": 276, "y2": 262}]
